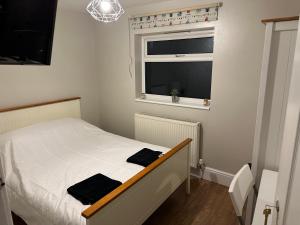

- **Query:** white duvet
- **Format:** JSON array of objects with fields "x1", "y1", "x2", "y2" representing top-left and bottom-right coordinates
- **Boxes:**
[{"x1": 0, "y1": 118, "x2": 168, "y2": 225}]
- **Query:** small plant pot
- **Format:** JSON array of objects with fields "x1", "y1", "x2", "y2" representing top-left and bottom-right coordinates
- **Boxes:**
[
  {"x1": 172, "y1": 95, "x2": 180, "y2": 103},
  {"x1": 203, "y1": 99, "x2": 210, "y2": 106}
]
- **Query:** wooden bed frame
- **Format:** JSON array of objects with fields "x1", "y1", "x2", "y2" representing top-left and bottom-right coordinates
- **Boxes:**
[{"x1": 0, "y1": 97, "x2": 192, "y2": 225}]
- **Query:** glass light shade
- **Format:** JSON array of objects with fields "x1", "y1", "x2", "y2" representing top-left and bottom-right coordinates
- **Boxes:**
[{"x1": 87, "y1": 0, "x2": 125, "y2": 23}]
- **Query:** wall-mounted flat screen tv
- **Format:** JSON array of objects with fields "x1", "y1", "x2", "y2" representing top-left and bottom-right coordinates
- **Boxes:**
[{"x1": 0, "y1": 0, "x2": 58, "y2": 65}]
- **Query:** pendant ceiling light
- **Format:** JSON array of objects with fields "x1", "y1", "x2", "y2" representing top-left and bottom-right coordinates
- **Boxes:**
[{"x1": 87, "y1": 0, "x2": 124, "y2": 23}]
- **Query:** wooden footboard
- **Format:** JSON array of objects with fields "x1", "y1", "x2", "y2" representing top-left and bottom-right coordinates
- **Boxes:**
[{"x1": 82, "y1": 138, "x2": 192, "y2": 225}]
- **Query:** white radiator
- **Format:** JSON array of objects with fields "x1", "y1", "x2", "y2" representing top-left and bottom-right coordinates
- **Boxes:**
[{"x1": 134, "y1": 113, "x2": 201, "y2": 168}]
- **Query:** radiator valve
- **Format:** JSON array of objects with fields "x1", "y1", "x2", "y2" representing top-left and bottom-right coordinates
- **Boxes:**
[{"x1": 198, "y1": 159, "x2": 205, "y2": 171}]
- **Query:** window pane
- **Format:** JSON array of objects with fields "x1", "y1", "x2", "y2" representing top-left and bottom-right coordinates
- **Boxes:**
[
  {"x1": 145, "y1": 62, "x2": 212, "y2": 99},
  {"x1": 147, "y1": 37, "x2": 214, "y2": 55}
]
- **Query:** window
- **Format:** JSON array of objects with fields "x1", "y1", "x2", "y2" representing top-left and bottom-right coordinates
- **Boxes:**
[
  {"x1": 141, "y1": 30, "x2": 214, "y2": 109},
  {"x1": 145, "y1": 62, "x2": 212, "y2": 99}
]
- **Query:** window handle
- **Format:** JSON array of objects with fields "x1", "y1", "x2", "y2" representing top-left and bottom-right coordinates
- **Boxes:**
[{"x1": 175, "y1": 54, "x2": 186, "y2": 57}]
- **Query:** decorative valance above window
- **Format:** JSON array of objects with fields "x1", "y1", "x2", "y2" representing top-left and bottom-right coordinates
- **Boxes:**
[{"x1": 129, "y1": 3, "x2": 222, "y2": 30}]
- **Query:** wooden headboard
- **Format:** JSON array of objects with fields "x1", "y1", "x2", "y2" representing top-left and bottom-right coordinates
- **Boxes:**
[{"x1": 0, "y1": 97, "x2": 81, "y2": 134}]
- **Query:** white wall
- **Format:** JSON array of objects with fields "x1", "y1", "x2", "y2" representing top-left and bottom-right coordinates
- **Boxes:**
[
  {"x1": 0, "y1": 8, "x2": 100, "y2": 125},
  {"x1": 95, "y1": 0, "x2": 300, "y2": 174}
]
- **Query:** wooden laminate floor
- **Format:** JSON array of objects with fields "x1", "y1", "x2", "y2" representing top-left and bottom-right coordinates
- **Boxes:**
[
  {"x1": 13, "y1": 177, "x2": 239, "y2": 225},
  {"x1": 143, "y1": 177, "x2": 239, "y2": 225}
]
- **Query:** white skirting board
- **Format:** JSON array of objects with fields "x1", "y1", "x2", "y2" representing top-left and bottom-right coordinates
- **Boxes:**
[{"x1": 191, "y1": 167, "x2": 234, "y2": 187}]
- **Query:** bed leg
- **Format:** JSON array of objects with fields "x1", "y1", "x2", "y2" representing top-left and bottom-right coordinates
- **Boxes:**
[
  {"x1": 186, "y1": 144, "x2": 191, "y2": 195},
  {"x1": 186, "y1": 177, "x2": 191, "y2": 195}
]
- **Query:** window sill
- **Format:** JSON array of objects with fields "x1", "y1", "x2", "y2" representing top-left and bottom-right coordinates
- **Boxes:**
[{"x1": 135, "y1": 98, "x2": 210, "y2": 110}]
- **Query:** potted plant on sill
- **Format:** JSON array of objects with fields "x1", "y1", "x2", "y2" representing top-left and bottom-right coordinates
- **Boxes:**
[{"x1": 170, "y1": 88, "x2": 180, "y2": 103}]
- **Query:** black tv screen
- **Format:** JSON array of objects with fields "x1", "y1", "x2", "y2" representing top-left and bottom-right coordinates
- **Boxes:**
[{"x1": 0, "y1": 0, "x2": 58, "y2": 65}]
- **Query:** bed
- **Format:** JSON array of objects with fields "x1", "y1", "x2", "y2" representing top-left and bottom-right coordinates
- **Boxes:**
[{"x1": 0, "y1": 97, "x2": 191, "y2": 225}]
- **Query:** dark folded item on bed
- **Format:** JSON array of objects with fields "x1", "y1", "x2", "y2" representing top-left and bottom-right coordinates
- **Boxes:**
[
  {"x1": 127, "y1": 148, "x2": 163, "y2": 167},
  {"x1": 67, "y1": 174, "x2": 122, "y2": 205}
]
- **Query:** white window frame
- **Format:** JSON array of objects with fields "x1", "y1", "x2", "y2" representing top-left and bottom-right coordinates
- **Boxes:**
[{"x1": 141, "y1": 29, "x2": 214, "y2": 109}]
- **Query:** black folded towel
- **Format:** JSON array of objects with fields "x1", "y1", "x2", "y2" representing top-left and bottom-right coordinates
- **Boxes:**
[
  {"x1": 67, "y1": 174, "x2": 122, "y2": 205},
  {"x1": 127, "y1": 148, "x2": 163, "y2": 167}
]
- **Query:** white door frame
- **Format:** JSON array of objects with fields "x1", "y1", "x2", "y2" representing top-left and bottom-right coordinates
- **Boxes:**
[
  {"x1": 245, "y1": 21, "x2": 274, "y2": 225},
  {"x1": 251, "y1": 21, "x2": 274, "y2": 183},
  {"x1": 251, "y1": 19, "x2": 299, "y2": 185},
  {"x1": 276, "y1": 16, "x2": 300, "y2": 225}
]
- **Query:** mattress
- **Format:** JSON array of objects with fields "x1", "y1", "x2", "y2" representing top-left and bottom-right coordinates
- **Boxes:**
[{"x1": 0, "y1": 118, "x2": 168, "y2": 225}]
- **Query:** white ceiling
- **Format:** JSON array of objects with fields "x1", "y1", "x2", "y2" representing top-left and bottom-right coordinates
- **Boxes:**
[{"x1": 59, "y1": 0, "x2": 169, "y2": 11}]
